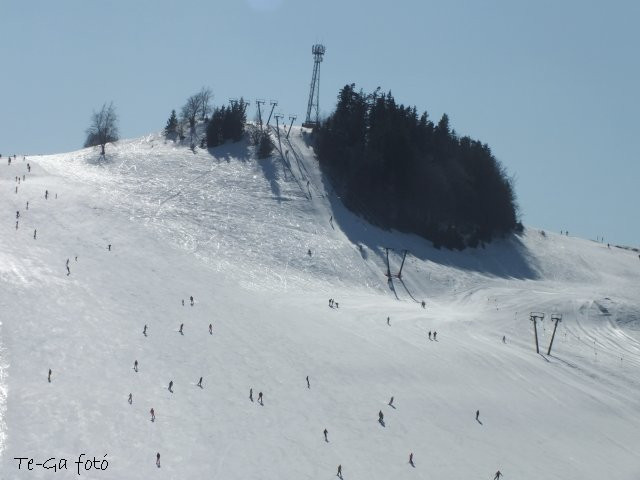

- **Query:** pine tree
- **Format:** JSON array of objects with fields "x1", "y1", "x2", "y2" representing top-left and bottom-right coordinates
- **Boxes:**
[{"x1": 165, "y1": 110, "x2": 178, "y2": 137}]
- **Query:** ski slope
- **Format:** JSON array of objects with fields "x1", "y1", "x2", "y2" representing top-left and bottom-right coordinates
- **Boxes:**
[{"x1": 1, "y1": 126, "x2": 639, "y2": 479}]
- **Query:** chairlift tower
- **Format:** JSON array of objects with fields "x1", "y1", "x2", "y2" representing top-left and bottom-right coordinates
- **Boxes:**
[{"x1": 303, "y1": 44, "x2": 325, "y2": 128}]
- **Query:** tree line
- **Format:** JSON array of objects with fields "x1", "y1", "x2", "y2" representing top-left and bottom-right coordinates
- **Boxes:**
[{"x1": 315, "y1": 84, "x2": 520, "y2": 249}]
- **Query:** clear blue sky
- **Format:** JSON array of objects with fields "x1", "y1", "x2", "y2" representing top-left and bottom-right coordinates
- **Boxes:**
[{"x1": 1, "y1": 0, "x2": 638, "y2": 246}]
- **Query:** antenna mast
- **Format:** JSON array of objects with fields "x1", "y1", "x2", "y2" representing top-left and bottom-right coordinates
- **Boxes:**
[{"x1": 303, "y1": 44, "x2": 325, "y2": 128}]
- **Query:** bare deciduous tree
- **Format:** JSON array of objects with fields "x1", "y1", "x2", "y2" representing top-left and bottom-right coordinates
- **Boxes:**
[
  {"x1": 181, "y1": 95, "x2": 201, "y2": 130},
  {"x1": 198, "y1": 87, "x2": 213, "y2": 121},
  {"x1": 84, "y1": 102, "x2": 119, "y2": 156}
]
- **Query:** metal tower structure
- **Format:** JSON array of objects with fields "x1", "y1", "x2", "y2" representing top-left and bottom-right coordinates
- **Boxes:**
[{"x1": 303, "y1": 44, "x2": 325, "y2": 128}]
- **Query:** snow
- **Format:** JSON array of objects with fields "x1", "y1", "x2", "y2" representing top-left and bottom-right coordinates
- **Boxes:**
[{"x1": 1, "y1": 126, "x2": 639, "y2": 479}]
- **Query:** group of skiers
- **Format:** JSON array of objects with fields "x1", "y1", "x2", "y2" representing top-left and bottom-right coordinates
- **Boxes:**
[{"x1": 12, "y1": 156, "x2": 507, "y2": 479}]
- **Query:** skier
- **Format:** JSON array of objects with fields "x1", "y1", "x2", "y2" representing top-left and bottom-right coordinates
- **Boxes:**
[
  {"x1": 378, "y1": 410, "x2": 384, "y2": 423},
  {"x1": 108, "y1": 244, "x2": 111, "y2": 251},
  {"x1": 387, "y1": 316, "x2": 390, "y2": 326},
  {"x1": 476, "y1": 410, "x2": 480, "y2": 421},
  {"x1": 16, "y1": 210, "x2": 19, "y2": 219},
  {"x1": 66, "y1": 264, "x2": 70, "y2": 276},
  {"x1": 494, "y1": 471, "x2": 502, "y2": 479},
  {"x1": 329, "y1": 299, "x2": 333, "y2": 307},
  {"x1": 27, "y1": 163, "x2": 31, "y2": 172},
  {"x1": 307, "y1": 248, "x2": 312, "y2": 256},
  {"x1": 168, "y1": 381, "x2": 174, "y2": 393},
  {"x1": 128, "y1": 393, "x2": 132, "y2": 404},
  {"x1": 249, "y1": 388, "x2": 253, "y2": 402},
  {"x1": 26, "y1": 201, "x2": 28, "y2": 210},
  {"x1": 433, "y1": 331, "x2": 437, "y2": 341},
  {"x1": 143, "y1": 325, "x2": 147, "y2": 336},
  {"x1": 409, "y1": 452, "x2": 414, "y2": 466},
  {"x1": 388, "y1": 396, "x2": 394, "y2": 407},
  {"x1": 48, "y1": 369, "x2": 52, "y2": 383},
  {"x1": 179, "y1": 323, "x2": 184, "y2": 335},
  {"x1": 15, "y1": 221, "x2": 18, "y2": 230},
  {"x1": 209, "y1": 323, "x2": 213, "y2": 335},
  {"x1": 182, "y1": 299, "x2": 185, "y2": 306},
  {"x1": 502, "y1": 335, "x2": 506, "y2": 344},
  {"x1": 134, "y1": 360, "x2": 138, "y2": 372},
  {"x1": 421, "y1": 300, "x2": 426, "y2": 308},
  {"x1": 33, "y1": 229, "x2": 37, "y2": 240},
  {"x1": 335, "y1": 302, "x2": 339, "y2": 308},
  {"x1": 306, "y1": 375, "x2": 310, "y2": 389},
  {"x1": 197, "y1": 377, "x2": 203, "y2": 388},
  {"x1": 258, "y1": 391, "x2": 263, "y2": 405},
  {"x1": 156, "y1": 453, "x2": 160, "y2": 468},
  {"x1": 337, "y1": 464, "x2": 342, "y2": 478},
  {"x1": 323, "y1": 428, "x2": 328, "y2": 442},
  {"x1": 190, "y1": 295, "x2": 194, "y2": 306},
  {"x1": 75, "y1": 256, "x2": 77, "y2": 262},
  {"x1": 428, "y1": 331, "x2": 432, "y2": 340},
  {"x1": 150, "y1": 408, "x2": 155, "y2": 422},
  {"x1": 45, "y1": 190, "x2": 48, "y2": 199}
]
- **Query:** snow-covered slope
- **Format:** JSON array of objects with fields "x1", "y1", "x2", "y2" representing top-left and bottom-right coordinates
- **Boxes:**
[{"x1": 1, "y1": 126, "x2": 639, "y2": 479}]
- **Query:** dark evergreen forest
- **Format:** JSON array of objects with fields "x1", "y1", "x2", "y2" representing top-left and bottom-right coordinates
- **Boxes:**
[{"x1": 315, "y1": 84, "x2": 521, "y2": 249}]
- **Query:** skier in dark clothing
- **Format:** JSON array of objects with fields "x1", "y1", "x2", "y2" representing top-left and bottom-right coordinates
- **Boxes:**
[
  {"x1": 15, "y1": 221, "x2": 18, "y2": 230},
  {"x1": 143, "y1": 325, "x2": 147, "y2": 336},
  {"x1": 249, "y1": 388, "x2": 253, "y2": 402},
  {"x1": 108, "y1": 244, "x2": 111, "y2": 251},
  {"x1": 209, "y1": 323, "x2": 213, "y2": 335},
  {"x1": 433, "y1": 331, "x2": 437, "y2": 340},
  {"x1": 134, "y1": 360, "x2": 138, "y2": 372},
  {"x1": 26, "y1": 201, "x2": 28, "y2": 210},
  {"x1": 182, "y1": 299, "x2": 185, "y2": 306},
  {"x1": 27, "y1": 163, "x2": 31, "y2": 172},
  {"x1": 494, "y1": 471, "x2": 502, "y2": 479},
  {"x1": 387, "y1": 316, "x2": 390, "y2": 325},
  {"x1": 421, "y1": 300, "x2": 426, "y2": 308},
  {"x1": 324, "y1": 428, "x2": 328, "y2": 442},
  {"x1": 45, "y1": 190, "x2": 48, "y2": 199},
  {"x1": 409, "y1": 452, "x2": 414, "y2": 466},
  {"x1": 128, "y1": 393, "x2": 132, "y2": 404},
  {"x1": 190, "y1": 296, "x2": 194, "y2": 306},
  {"x1": 168, "y1": 381, "x2": 173, "y2": 393},
  {"x1": 150, "y1": 408, "x2": 155, "y2": 422},
  {"x1": 306, "y1": 376, "x2": 310, "y2": 388},
  {"x1": 33, "y1": 229, "x2": 37, "y2": 239},
  {"x1": 258, "y1": 392, "x2": 263, "y2": 405},
  {"x1": 197, "y1": 377, "x2": 203, "y2": 388},
  {"x1": 428, "y1": 331, "x2": 432, "y2": 340},
  {"x1": 476, "y1": 410, "x2": 480, "y2": 421},
  {"x1": 156, "y1": 453, "x2": 160, "y2": 468},
  {"x1": 179, "y1": 323, "x2": 184, "y2": 335},
  {"x1": 502, "y1": 335, "x2": 506, "y2": 344},
  {"x1": 388, "y1": 396, "x2": 394, "y2": 407},
  {"x1": 48, "y1": 369, "x2": 52, "y2": 383},
  {"x1": 337, "y1": 464, "x2": 342, "y2": 478},
  {"x1": 378, "y1": 410, "x2": 384, "y2": 423},
  {"x1": 66, "y1": 264, "x2": 70, "y2": 276},
  {"x1": 16, "y1": 211, "x2": 19, "y2": 219}
]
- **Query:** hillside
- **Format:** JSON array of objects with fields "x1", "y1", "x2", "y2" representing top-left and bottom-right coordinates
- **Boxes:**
[{"x1": 1, "y1": 126, "x2": 639, "y2": 479}]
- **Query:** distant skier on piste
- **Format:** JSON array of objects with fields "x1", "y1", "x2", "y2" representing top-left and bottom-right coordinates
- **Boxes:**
[{"x1": 494, "y1": 471, "x2": 502, "y2": 479}]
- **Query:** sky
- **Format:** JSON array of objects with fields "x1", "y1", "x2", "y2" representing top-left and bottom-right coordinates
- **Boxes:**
[{"x1": 0, "y1": 0, "x2": 638, "y2": 246}]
